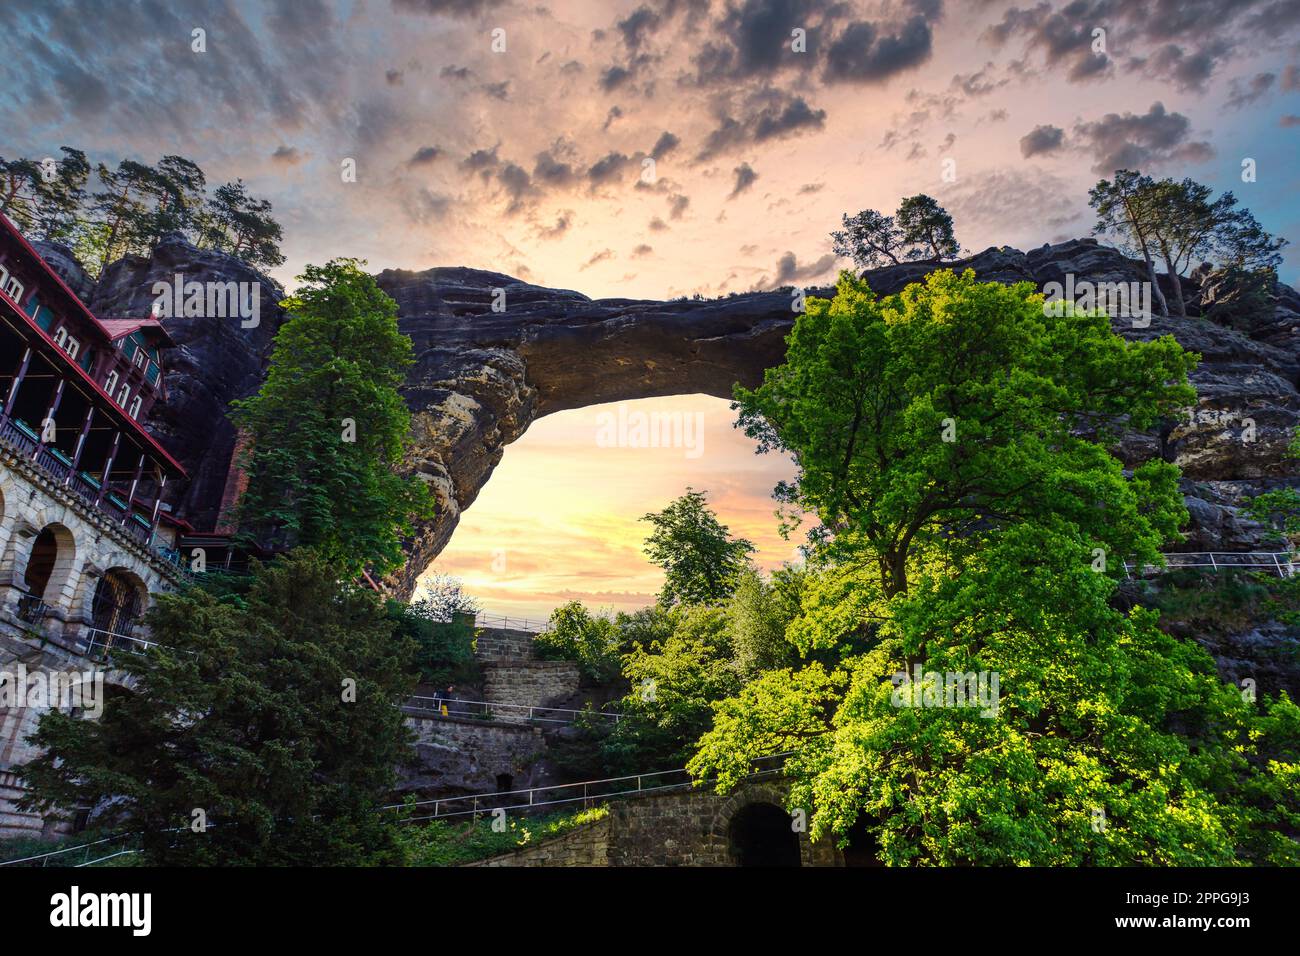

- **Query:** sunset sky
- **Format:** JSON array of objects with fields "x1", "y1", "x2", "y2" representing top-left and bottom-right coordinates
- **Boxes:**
[{"x1": 2, "y1": 0, "x2": 1298, "y2": 618}]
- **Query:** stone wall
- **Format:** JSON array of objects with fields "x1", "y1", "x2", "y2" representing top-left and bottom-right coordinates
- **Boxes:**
[
  {"x1": 466, "y1": 816, "x2": 611, "y2": 867},
  {"x1": 463, "y1": 781, "x2": 843, "y2": 867},
  {"x1": 401, "y1": 714, "x2": 547, "y2": 795},
  {"x1": 0, "y1": 454, "x2": 181, "y2": 839},
  {"x1": 474, "y1": 626, "x2": 537, "y2": 662},
  {"x1": 481, "y1": 661, "x2": 580, "y2": 722}
]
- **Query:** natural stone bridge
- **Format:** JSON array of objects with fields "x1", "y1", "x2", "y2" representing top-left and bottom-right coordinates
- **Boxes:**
[{"x1": 65, "y1": 232, "x2": 1300, "y2": 600}]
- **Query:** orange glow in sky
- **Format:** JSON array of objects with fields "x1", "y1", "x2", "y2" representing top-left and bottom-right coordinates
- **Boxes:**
[{"x1": 423, "y1": 394, "x2": 804, "y2": 622}]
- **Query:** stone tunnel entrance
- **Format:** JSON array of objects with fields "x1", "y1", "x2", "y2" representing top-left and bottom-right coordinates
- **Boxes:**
[{"x1": 727, "y1": 802, "x2": 802, "y2": 867}]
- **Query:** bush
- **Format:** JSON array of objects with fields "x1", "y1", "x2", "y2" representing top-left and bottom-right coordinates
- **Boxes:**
[{"x1": 534, "y1": 601, "x2": 624, "y2": 683}]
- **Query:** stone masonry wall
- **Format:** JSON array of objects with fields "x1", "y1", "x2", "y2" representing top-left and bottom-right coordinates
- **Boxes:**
[
  {"x1": 401, "y1": 714, "x2": 546, "y2": 795},
  {"x1": 474, "y1": 626, "x2": 537, "y2": 662},
  {"x1": 466, "y1": 816, "x2": 611, "y2": 867},
  {"x1": 463, "y1": 781, "x2": 843, "y2": 867},
  {"x1": 481, "y1": 661, "x2": 580, "y2": 722}
]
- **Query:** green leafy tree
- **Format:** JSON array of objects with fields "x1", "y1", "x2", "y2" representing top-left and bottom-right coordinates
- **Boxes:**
[
  {"x1": 603, "y1": 605, "x2": 740, "y2": 773},
  {"x1": 199, "y1": 179, "x2": 286, "y2": 270},
  {"x1": 727, "y1": 568, "x2": 800, "y2": 677},
  {"x1": 641, "y1": 489, "x2": 755, "y2": 606},
  {"x1": 1091, "y1": 170, "x2": 1287, "y2": 318},
  {"x1": 25, "y1": 148, "x2": 91, "y2": 243},
  {"x1": 230, "y1": 259, "x2": 434, "y2": 577},
  {"x1": 534, "y1": 600, "x2": 625, "y2": 683},
  {"x1": 895, "y1": 194, "x2": 959, "y2": 261},
  {"x1": 1089, "y1": 169, "x2": 1171, "y2": 317},
  {"x1": 388, "y1": 580, "x2": 480, "y2": 687},
  {"x1": 689, "y1": 269, "x2": 1300, "y2": 865},
  {"x1": 832, "y1": 195, "x2": 960, "y2": 270},
  {"x1": 831, "y1": 208, "x2": 903, "y2": 269},
  {"x1": 18, "y1": 551, "x2": 417, "y2": 866}
]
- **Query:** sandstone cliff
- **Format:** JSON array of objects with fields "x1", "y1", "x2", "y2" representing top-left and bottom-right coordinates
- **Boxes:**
[{"x1": 32, "y1": 235, "x2": 1300, "y2": 603}]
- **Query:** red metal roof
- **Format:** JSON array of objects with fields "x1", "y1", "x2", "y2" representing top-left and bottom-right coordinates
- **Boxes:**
[{"x1": 97, "y1": 316, "x2": 176, "y2": 348}]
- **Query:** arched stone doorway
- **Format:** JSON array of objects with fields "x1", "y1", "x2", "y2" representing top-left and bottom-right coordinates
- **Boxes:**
[
  {"x1": 89, "y1": 569, "x2": 147, "y2": 655},
  {"x1": 19, "y1": 524, "x2": 75, "y2": 623},
  {"x1": 727, "y1": 801, "x2": 801, "y2": 867}
]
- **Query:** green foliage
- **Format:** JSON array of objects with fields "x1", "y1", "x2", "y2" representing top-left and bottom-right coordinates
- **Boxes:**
[
  {"x1": 691, "y1": 269, "x2": 1300, "y2": 865},
  {"x1": 17, "y1": 550, "x2": 417, "y2": 866},
  {"x1": 641, "y1": 489, "x2": 755, "y2": 606},
  {"x1": 1090, "y1": 169, "x2": 1287, "y2": 317},
  {"x1": 1, "y1": 148, "x2": 284, "y2": 275},
  {"x1": 831, "y1": 194, "x2": 960, "y2": 270},
  {"x1": 230, "y1": 259, "x2": 434, "y2": 577},
  {"x1": 393, "y1": 807, "x2": 608, "y2": 866},
  {"x1": 727, "y1": 567, "x2": 801, "y2": 677},
  {"x1": 387, "y1": 599, "x2": 478, "y2": 686},
  {"x1": 533, "y1": 601, "x2": 625, "y2": 683},
  {"x1": 735, "y1": 268, "x2": 1196, "y2": 598},
  {"x1": 602, "y1": 605, "x2": 740, "y2": 773},
  {"x1": 895, "y1": 194, "x2": 960, "y2": 261}
]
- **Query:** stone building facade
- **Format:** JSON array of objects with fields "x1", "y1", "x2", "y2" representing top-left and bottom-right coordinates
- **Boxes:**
[{"x1": 0, "y1": 213, "x2": 189, "y2": 839}]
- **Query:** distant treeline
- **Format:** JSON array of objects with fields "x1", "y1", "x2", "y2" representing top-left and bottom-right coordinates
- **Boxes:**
[{"x1": 0, "y1": 147, "x2": 284, "y2": 277}]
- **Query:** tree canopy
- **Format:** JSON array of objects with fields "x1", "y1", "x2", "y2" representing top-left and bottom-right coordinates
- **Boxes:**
[
  {"x1": 18, "y1": 551, "x2": 417, "y2": 865},
  {"x1": 0, "y1": 147, "x2": 284, "y2": 275},
  {"x1": 230, "y1": 259, "x2": 434, "y2": 578},
  {"x1": 686, "y1": 269, "x2": 1300, "y2": 865},
  {"x1": 831, "y1": 194, "x2": 960, "y2": 270},
  {"x1": 1090, "y1": 169, "x2": 1287, "y2": 317},
  {"x1": 641, "y1": 489, "x2": 755, "y2": 606}
]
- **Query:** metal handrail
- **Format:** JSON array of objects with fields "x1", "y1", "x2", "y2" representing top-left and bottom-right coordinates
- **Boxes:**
[
  {"x1": 473, "y1": 611, "x2": 545, "y2": 633},
  {"x1": 1124, "y1": 550, "x2": 1297, "y2": 578},
  {"x1": 383, "y1": 751, "x2": 793, "y2": 817},
  {"x1": 403, "y1": 695, "x2": 622, "y2": 725},
  {"x1": 83, "y1": 626, "x2": 157, "y2": 659}
]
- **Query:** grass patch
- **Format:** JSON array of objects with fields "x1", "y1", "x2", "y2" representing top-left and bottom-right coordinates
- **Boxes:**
[{"x1": 393, "y1": 805, "x2": 608, "y2": 867}]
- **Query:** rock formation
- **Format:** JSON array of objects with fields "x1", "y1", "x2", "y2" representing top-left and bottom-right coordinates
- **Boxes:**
[
  {"x1": 375, "y1": 239, "x2": 1300, "y2": 598},
  {"x1": 33, "y1": 233, "x2": 1300, "y2": 602}
]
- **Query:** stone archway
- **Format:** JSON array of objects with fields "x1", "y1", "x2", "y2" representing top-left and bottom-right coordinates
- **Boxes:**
[{"x1": 727, "y1": 801, "x2": 802, "y2": 867}]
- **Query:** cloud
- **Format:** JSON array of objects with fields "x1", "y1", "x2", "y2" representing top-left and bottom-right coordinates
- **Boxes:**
[
  {"x1": 699, "y1": 90, "x2": 827, "y2": 159},
  {"x1": 823, "y1": 16, "x2": 935, "y2": 84},
  {"x1": 271, "y1": 145, "x2": 303, "y2": 165},
  {"x1": 1019, "y1": 124, "x2": 1064, "y2": 157},
  {"x1": 587, "y1": 151, "x2": 633, "y2": 188},
  {"x1": 461, "y1": 145, "x2": 500, "y2": 173},
  {"x1": 385, "y1": 68, "x2": 404, "y2": 86},
  {"x1": 1280, "y1": 114, "x2": 1300, "y2": 127},
  {"x1": 537, "y1": 211, "x2": 573, "y2": 239},
  {"x1": 753, "y1": 250, "x2": 837, "y2": 289},
  {"x1": 668, "y1": 193, "x2": 690, "y2": 219},
  {"x1": 986, "y1": 0, "x2": 1291, "y2": 92},
  {"x1": 650, "y1": 131, "x2": 680, "y2": 160},
  {"x1": 631, "y1": 243, "x2": 653, "y2": 257},
  {"x1": 648, "y1": 216, "x2": 669, "y2": 231},
  {"x1": 618, "y1": 5, "x2": 662, "y2": 49},
  {"x1": 1072, "y1": 102, "x2": 1214, "y2": 174},
  {"x1": 407, "y1": 145, "x2": 442, "y2": 166},
  {"x1": 728, "y1": 162, "x2": 758, "y2": 199},
  {"x1": 391, "y1": 0, "x2": 506, "y2": 17},
  {"x1": 533, "y1": 145, "x2": 577, "y2": 187},
  {"x1": 1226, "y1": 71, "x2": 1275, "y2": 109},
  {"x1": 580, "y1": 248, "x2": 615, "y2": 270}
]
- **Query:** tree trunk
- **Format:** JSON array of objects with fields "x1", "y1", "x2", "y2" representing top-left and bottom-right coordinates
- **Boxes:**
[
  {"x1": 1164, "y1": 258, "x2": 1186, "y2": 317},
  {"x1": 1145, "y1": 257, "x2": 1169, "y2": 317}
]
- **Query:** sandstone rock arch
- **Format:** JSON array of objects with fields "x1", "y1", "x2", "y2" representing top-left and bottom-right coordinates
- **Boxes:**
[{"x1": 66, "y1": 233, "x2": 1300, "y2": 600}]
